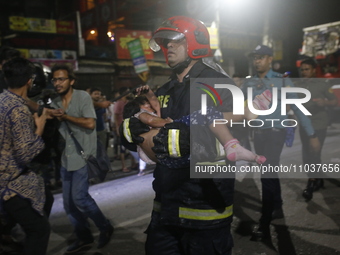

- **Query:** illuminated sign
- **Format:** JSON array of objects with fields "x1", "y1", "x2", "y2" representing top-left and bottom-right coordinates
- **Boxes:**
[
  {"x1": 127, "y1": 39, "x2": 149, "y2": 74},
  {"x1": 115, "y1": 29, "x2": 154, "y2": 60}
]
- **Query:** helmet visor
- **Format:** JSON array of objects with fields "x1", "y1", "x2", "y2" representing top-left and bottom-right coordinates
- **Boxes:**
[{"x1": 149, "y1": 31, "x2": 185, "y2": 52}]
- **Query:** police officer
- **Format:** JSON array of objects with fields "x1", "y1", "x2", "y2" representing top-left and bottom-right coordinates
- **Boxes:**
[
  {"x1": 296, "y1": 58, "x2": 337, "y2": 200},
  {"x1": 244, "y1": 45, "x2": 320, "y2": 239},
  {"x1": 122, "y1": 16, "x2": 235, "y2": 254}
]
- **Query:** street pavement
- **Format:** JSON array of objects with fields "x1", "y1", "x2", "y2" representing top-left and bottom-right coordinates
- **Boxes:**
[{"x1": 43, "y1": 124, "x2": 340, "y2": 255}]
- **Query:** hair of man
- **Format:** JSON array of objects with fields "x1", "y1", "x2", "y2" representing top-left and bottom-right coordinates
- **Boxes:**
[
  {"x1": 90, "y1": 87, "x2": 102, "y2": 94},
  {"x1": 0, "y1": 46, "x2": 21, "y2": 64},
  {"x1": 51, "y1": 64, "x2": 76, "y2": 81},
  {"x1": 300, "y1": 58, "x2": 317, "y2": 69},
  {"x1": 3, "y1": 57, "x2": 35, "y2": 89}
]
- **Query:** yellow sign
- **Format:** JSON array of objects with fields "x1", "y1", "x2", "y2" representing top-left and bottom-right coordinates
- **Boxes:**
[
  {"x1": 17, "y1": 48, "x2": 29, "y2": 59},
  {"x1": 9, "y1": 16, "x2": 28, "y2": 31},
  {"x1": 9, "y1": 16, "x2": 57, "y2": 33},
  {"x1": 27, "y1": 18, "x2": 56, "y2": 33}
]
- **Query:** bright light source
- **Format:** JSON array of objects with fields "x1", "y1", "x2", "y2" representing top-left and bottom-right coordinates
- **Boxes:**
[
  {"x1": 90, "y1": 30, "x2": 96, "y2": 35},
  {"x1": 221, "y1": 0, "x2": 247, "y2": 9},
  {"x1": 107, "y1": 31, "x2": 112, "y2": 37},
  {"x1": 110, "y1": 36, "x2": 115, "y2": 42}
]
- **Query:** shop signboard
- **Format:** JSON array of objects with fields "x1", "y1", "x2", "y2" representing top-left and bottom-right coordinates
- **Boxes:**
[
  {"x1": 127, "y1": 38, "x2": 149, "y2": 74},
  {"x1": 115, "y1": 29, "x2": 154, "y2": 60}
]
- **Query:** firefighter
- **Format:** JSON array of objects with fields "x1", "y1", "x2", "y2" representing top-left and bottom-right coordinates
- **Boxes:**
[{"x1": 121, "y1": 16, "x2": 235, "y2": 255}]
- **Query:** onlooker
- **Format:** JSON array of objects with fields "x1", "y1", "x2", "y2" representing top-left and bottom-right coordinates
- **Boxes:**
[
  {"x1": 296, "y1": 58, "x2": 337, "y2": 200},
  {"x1": 243, "y1": 45, "x2": 320, "y2": 240},
  {"x1": 102, "y1": 95, "x2": 111, "y2": 150},
  {"x1": 50, "y1": 64, "x2": 113, "y2": 253},
  {"x1": 107, "y1": 90, "x2": 119, "y2": 160},
  {"x1": 92, "y1": 91, "x2": 112, "y2": 109},
  {"x1": 137, "y1": 158, "x2": 147, "y2": 176},
  {"x1": 90, "y1": 87, "x2": 107, "y2": 147},
  {"x1": 0, "y1": 57, "x2": 50, "y2": 255}
]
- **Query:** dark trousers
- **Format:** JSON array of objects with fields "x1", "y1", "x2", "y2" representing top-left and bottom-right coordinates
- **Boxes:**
[
  {"x1": 61, "y1": 165, "x2": 109, "y2": 242},
  {"x1": 3, "y1": 196, "x2": 50, "y2": 255},
  {"x1": 299, "y1": 128, "x2": 327, "y2": 165},
  {"x1": 44, "y1": 185, "x2": 54, "y2": 217},
  {"x1": 1, "y1": 185, "x2": 53, "y2": 242},
  {"x1": 300, "y1": 128, "x2": 327, "y2": 179},
  {"x1": 145, "y1": 212, "x2": 233, "y2": 255},
  {"x1": 254, "y1": 128, "x2": 286, "y2": 225}
]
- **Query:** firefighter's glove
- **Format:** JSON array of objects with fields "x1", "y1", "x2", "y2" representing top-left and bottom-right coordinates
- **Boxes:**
[
  {"x1": 120, "y1": 117, "x2": 149, "y2": 144},
  {"x1": 152, "y1": 122, "x2": 190, "y2": 159}
]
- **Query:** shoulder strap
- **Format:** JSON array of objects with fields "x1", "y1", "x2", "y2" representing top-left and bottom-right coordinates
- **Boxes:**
[{"x1": 64, "y1": 122, "x2": 86, "y2": 159}]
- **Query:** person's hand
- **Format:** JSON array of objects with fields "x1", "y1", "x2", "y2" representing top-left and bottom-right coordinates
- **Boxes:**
[
  {"x1": 164, "y1": 117, "x2": 173, "y2": 123},
  {"x1": 33, "y1": 111, "x2": 47, "y2": 126},
  {"x1": 100, "y1": 100, "x2": 112, "y2": 108},
  {"x1": 135, "y1": 85, "x2": 150, "y2": 96},
  {"x1": 93, "y1": 100, "x2": 112, "y2": 109},
  {"x1": 45, "y1": 108, "x2": 64, "y2": 119},
  {"x1": 120, "y1": 117, "x2": 150, "y2": 144},
  {"x1": 48, "y1": 108, "x2": 64, "y2": 117},
  {"x1": 33, "y1": 112, "x2": 47, "y2": 136},
  {"x1": 309, "y1": 136, "x2": 321, "y2": 157},
  {"x1": 48, "y1": 108, "x2": 65, "y2": 121},
  {"x1": 152, "y1": 122, "x2": 190, "y2": 159}
]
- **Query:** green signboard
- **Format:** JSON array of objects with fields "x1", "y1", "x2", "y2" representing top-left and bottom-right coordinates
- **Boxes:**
[{"x1": 127, "y1": 38, "x2": 149, "y2": 74}]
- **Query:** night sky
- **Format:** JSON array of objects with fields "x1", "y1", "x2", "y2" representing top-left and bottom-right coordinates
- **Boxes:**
[
  {"x1": 157, "y1": 0, "x2": 340, "y2": 76},
  {"x1": 218, "y1": 0, "x2": 340, "y2": 76},
  {"x1": 270, "y1": 0, "x2": 339, "y2": 72}
]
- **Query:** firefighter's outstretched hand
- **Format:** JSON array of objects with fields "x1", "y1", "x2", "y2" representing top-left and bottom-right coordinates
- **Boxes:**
[{"x1": 152, "y1": 122, "x2": 190, "y2": 159}]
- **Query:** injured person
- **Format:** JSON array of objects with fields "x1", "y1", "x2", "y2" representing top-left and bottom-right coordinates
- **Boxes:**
[{"x1": 122, "y1": 85, "x2": 272, "y2": 168}]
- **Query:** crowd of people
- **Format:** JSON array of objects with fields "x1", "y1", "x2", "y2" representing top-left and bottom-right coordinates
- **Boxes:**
[
  {"x1": 0, "y1": 48, "x2": 147, "y2": 254},
  {"x1": 0, "y1": 14, "x2": 338, "y2": 255}
]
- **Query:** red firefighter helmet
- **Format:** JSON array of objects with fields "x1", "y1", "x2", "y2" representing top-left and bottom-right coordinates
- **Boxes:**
[{"x1": 149, "y1": 16, "x2": 212, "y2": 62}]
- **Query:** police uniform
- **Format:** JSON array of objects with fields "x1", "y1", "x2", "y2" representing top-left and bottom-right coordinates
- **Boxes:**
[
  {"x1": 145, "y1": 60, "x2": 235, "y2": 255},
  {"x1": 243, "y1": 69, "x2": 316, "y2": 226}
]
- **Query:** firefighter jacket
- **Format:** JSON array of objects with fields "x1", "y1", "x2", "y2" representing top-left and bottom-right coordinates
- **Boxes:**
[{"x1": 152, "y1": 59, "x2": 236, "y2": 229}]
